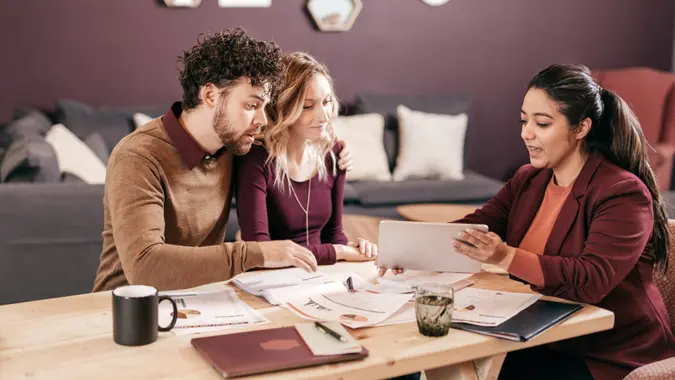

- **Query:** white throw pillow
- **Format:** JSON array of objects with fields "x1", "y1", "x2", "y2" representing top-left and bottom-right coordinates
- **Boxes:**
[
  {"x1": 332, "y1": 114, "x2": 392, "y2": 181},
  {"x1": 393, "y1": 105, "x2": 467, "y2": 181},
  {"x1": 133, "y1": 113, "x2": 154, "y2": 129},
  {"x1": 45, "y1": 124, "x2": 107, "y2": 184}
]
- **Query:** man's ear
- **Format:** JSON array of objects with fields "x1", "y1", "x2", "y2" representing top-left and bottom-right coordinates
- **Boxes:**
[
  {"x1": 576, "y1": 117, "x2": 592, "y2": 141},
  {"x1": 199, "y1": 84, "x2": 219, "y2": 109}
]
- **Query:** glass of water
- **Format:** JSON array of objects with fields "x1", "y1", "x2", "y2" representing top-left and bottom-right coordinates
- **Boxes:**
[{"x1": 414, "y1": 283, "x2": 454, "y2": 337}]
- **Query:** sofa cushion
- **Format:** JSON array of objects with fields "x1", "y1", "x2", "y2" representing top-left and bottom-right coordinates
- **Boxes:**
[
  {"x1": 0, "y1": 183, "x2": 105, "y2": 304},
  {"x1": 3, "y1": 109, "x2": 53, "y2": 141},
  {"x1": 352, "y1": 93, "x2": 472, "y2": 171},
  {"x1": 133, "y1": 113, "x2": 155, "y2": 129},
  {"x1": 0, "y1": 137, "x2": 61, "y2": 183},
  {"x1": 393, "y1": 105, "x2": 468, "y2": 181},
  {"x1": 333, "y1": 113, "x2": 392, "y2": 182},
  {"x1": 45, "y1": 124, "x2": 107, "y2": 184},
  {"x1": 350, "y1": 170, "x2": 503, "y2": 205},
  {"x1": 56, "y1": 99, "x2": 168, "y2": 154},
  {"x1": 83, "y1": 132, "x2": 111, "y2": 164},
  {"x1": 343, "y1": 182, "x2": 360, "y2": 204}
]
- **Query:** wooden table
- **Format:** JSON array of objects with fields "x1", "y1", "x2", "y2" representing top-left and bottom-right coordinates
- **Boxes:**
[
  {"x1": 397, "y1": 204, "x2": 481, "y2": 223},
  {"x1": 0, "y1": 263, "x2": 614, "y2": 380}
]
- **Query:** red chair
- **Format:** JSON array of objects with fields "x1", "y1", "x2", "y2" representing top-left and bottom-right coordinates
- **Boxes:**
[
  {"x1": 593, "y1": 67, "x2": 675, "y2": 190},
  {"x1": 622, "y1": 220, "x2": 675, "y2": 379}
]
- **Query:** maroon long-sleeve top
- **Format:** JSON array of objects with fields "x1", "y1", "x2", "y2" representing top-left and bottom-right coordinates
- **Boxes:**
[
  {"x1": 456, "y1": 151, "x2": 675, "y2": 380},
  {"x1": 234, "y1": 143, "x2": 348, "y2": 265}
]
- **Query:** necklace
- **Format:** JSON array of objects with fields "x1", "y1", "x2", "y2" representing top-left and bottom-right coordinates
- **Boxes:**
[{"x1": 290, "y1": 177, "x2": 311, "y2": 246}]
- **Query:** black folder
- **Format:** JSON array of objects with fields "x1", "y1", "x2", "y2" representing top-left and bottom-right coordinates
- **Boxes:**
[{"x1": 451, "y1": 300, "x2": 583, "y2": 342}]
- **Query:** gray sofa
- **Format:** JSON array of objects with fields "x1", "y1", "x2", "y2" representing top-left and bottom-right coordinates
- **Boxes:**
[{"x1": 0, "y1": 94, "x2": 505, "y2": 305}]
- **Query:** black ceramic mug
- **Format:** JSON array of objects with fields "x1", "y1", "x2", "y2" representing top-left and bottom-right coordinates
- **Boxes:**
[{"x1": 112, "y1": 285, "x2": 178, "y2": 346}]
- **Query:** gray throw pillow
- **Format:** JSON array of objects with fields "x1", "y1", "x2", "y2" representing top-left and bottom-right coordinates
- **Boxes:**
[
  {"x1": 61, "y1": 172, "x2": 87, "y2": 183},
  {"x1": 83, "y1": 132, "x2": 110, "y2": 164},
  {"x1": 0, "y1": 137, "x2": 61, "y2": 183},
  {"x1": 3, "y1": 109, "x2": 53, "y2": 141},
  {"x1": 56, "y1": 99, "x2": 168, "y2": 152}
]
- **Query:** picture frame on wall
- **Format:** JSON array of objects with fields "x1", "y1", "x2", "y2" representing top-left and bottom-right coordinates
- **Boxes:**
[
  {"x1": 161, "y1": 0, "x2": 202, "y2": 7},
  {"x1": 217, "y1": 0, "x2": 272, "y2": 7},
  {"x1": 306, "y1": 0, "x2": 363, "y2": 32},
  {"x1": 421, "y1": 0, "x2": 450, "y2": 5}
]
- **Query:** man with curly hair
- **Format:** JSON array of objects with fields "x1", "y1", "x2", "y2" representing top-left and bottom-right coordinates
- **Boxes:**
[{"x1": 93, "y1": 28, "x2": 353, "y2": 292}]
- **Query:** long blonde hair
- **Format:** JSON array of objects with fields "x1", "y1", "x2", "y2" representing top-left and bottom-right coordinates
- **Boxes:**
[{"x1": 263, "y1": 52, "x2": 339, "y2": 192}]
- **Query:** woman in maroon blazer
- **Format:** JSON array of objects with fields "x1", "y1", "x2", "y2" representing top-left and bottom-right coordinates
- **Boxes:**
[{"x1": 384, "y1": 64, "x2": 675, "y2": 380}]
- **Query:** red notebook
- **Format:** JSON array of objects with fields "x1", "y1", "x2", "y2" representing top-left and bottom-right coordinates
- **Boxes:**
[{"x1": 191, "y1": 326, "x2": 369, "y2": 378}]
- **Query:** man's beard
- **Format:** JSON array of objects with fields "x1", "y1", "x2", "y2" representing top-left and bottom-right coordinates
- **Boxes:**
[{"x1": 213, "y1": 102, "x2": 257, "y2": 156}]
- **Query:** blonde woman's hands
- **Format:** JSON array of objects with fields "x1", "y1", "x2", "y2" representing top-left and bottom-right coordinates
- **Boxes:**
[{"x1": 335, "y1": 238, "x2": 377, "y2": 262}]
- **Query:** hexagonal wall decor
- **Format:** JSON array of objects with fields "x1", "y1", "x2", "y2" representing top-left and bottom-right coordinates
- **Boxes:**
[
  {"x1": 307, "y1": 0, "x2": 363, "y2": 32},
  {"x1": 421, "y1": 0, "x2": 450, "y2": 5}
]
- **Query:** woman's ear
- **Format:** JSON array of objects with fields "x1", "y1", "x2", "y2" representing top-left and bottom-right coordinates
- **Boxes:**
[{"x1": 576, "y1": 117, "x2": 592, "y2": 141}]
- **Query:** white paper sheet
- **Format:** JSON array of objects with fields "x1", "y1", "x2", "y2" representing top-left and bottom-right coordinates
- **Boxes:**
[
  {"x1": 372, "y1": 288, "x2": 543, "y2": 328},
  {"x1": 232, "y1": 268, "x2": 326, "y2": 296},
  {"x1": 158, "y1": 289, "x2": 269, "y2": 336},
  {"x1": 285, "y1": 291, "x2": 413, "y2": 329},
  {"x1": 264, "y1": 282, "x2": 347, "y2": 306},
  {"x1": 374, "y1": 270, "x2": 473, "y2": 294},
  {"x1": 452, "y1": 288, "x2": 542, "y2": 327},
  {"x1": 373, "y1": 302, "x2": 417, "y2": 326}
]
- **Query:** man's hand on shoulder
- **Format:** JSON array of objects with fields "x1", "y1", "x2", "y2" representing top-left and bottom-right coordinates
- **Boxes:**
[
  {"x1": 336, "y1": 139, "x2": 353, "y2": 172},
  {"x1": 258, "y1": 240, "x2": 318, "y2": 273}
]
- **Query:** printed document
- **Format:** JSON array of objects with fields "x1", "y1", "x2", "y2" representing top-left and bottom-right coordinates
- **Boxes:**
[
  {"x1": 453, "y1": 288, "x2": 542, "y2": 327},
  {"x1": 375, "y1": 270, "x2": 473, "y2": 294},
  {"x1": 285, "y1": 290, "x2": 413, "y2": 329},
  {"x1": 158, "y1": 289, "x2": 269, "y2": 336}
]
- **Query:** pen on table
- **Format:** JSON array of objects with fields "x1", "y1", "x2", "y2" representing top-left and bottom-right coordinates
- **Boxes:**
[
  {"x1": 314, "y1": 321, "x2": 348, "y2": 342},
  {"x1": 346, "y1": 276, "x2": 355, "y2": 292}
]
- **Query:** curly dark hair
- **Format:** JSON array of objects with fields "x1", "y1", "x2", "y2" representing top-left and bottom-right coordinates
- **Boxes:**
[{"x1": 177, "y1": 27, "x2": 284, "y2": 110}]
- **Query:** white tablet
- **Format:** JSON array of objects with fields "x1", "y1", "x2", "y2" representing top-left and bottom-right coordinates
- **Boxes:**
[{"x1": 377, "y1": 220, "x2": 487, "y2": 273}]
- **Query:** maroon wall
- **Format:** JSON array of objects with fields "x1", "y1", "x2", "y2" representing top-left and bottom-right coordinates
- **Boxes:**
[{"x1": 1, "y1": 0, "x2": 673, "y2": 180}]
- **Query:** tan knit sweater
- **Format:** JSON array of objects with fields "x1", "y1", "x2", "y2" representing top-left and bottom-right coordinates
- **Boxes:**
[{"x1": 92, "y1": 118, "x2": 263, "y2": 292}]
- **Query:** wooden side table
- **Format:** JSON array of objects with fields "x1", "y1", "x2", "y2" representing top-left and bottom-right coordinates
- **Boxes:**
[{"x1": 396, "y1": 203, "x2": 480, "y2": 223}]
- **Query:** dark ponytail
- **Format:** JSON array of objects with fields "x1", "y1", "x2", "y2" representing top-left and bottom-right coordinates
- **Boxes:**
[{"x1": 529, "y1": 64, "x2": 670, "y2": 272}]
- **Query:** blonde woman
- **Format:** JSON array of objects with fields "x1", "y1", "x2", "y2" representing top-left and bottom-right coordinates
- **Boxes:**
[{"x1": 234, "y1": 52, "x2": 377, "y2": 265}]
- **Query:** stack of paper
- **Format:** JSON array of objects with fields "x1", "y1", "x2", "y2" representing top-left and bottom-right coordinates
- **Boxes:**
[{"x1": 158, "y1": 289, "x2": 269, "y2": 336}]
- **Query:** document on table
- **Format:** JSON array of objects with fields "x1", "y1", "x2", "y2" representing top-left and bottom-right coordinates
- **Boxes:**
[
  {"x1": 375, "y1": 270, "x2": 474, "y2": 294},
  {"x1": 238, "y1": 271, "x2": 375, "y2": 305},
  {"x1": 374, "y1": 288, "x2": 544, "y2": 328},
  {"x1": 373, "y1": 302, "x2": 416, "y2": 326},
  {"x1": 453, "y1": 288, "x2": 542, "y2": 327},
  {"x1": 285, "y1": 290, "x2": 413, "y2": 329},
  {"x1": 158, "y1": 289, "x2": 269, "y2": 336},
  {"x1": 231, "y1": 268, "x2": 326, "y2": 302}
]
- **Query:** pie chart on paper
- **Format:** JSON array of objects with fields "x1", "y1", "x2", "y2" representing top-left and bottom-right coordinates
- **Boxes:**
[
  {"x1": 172, "y1": 309, "x2": 202, "y2": 319},
  {"x1": 339, "y1": 314, "x2": 368, "y2": 323}
]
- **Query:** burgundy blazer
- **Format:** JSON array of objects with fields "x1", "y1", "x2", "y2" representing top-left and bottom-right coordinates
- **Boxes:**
[{"x1": 458, "y1": 152, "x2": 675, "y2": 380}]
